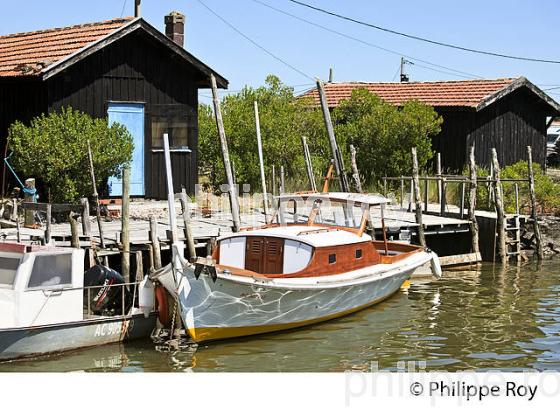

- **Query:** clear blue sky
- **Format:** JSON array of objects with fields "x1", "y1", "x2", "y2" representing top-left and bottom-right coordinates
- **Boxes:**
[{"x1": 2, "y1": 0, "x2": 559, "y2": 99}]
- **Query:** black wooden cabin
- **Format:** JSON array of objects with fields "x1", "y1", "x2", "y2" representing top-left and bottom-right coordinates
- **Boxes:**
[
  {"x1": 0, "y1": 13, "x2": 228, "y2": 198},
  {"x1": 301, "y1": 78, "x2": 560, "y2": 172}
]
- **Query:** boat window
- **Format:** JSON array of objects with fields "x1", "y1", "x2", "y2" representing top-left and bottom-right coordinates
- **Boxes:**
[
  {"x1": 355, "y1": 249, "x2": 363, "y2": 259},
  {"x1": 0, "y1": 256, "x2": 21, "y2": 287},
  {"x1": 328, "y1": 253, "x2": 336, "y2": 264},
  {"x1": 27, "y1": 253, "x2": 72, "y2": 289},
  {"x1": 283, "y1": 240, "x2": 313, "y2": 274},
  {"x1": 219, "y1": 237, "x2": 246, "y2": 269}
]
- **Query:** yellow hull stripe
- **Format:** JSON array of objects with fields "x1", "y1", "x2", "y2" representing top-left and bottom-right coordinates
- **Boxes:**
[{"x1": 188, "y1": 291, "x2": 396, "y2": 342}]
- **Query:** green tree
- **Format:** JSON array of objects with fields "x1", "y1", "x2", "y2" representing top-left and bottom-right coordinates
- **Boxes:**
[
  {"x1": 333, "y1": 89, "x2": 442, "y2": 188},
  {"x1": 198, "y1": 75, "x2": 325, "y2": 192},
  {"x1": 8, "y1": 107, "x2": 133, "y2": 203}
]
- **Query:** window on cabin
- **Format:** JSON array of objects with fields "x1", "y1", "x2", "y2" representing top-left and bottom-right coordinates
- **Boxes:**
[
  {"x1": 27, "y1": 254, "x2": 72, "y2": 289},
  {"x1": 355, "y1": 249, "x2": 363, "y2": 259},
  {"x1": 151, "y1": 105, "x2": 195, "y2": 149},
  {"x1": 0, "y1": 255, "x2": 21, "y2": 287},
  {"x1": 328, "y1": 253, "x2": 336, "y2": 264}
]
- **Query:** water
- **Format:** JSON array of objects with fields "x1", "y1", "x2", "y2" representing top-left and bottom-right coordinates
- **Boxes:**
[{"x1": 2, "y1": 260, "x2": 559, "y2": 372}]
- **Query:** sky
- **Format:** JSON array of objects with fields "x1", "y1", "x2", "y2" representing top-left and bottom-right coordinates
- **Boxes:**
[{"x1": 1, "y1": 0, "x2": 559, "y2": 100}]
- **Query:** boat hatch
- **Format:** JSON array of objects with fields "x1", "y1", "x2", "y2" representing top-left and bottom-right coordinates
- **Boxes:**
[{"x1": 218, "y1": 236, "x2": 313, "y2": 275}]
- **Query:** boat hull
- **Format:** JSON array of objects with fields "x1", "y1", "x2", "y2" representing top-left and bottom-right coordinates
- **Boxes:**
[
  {"x1": 0, "y1": 313, "x2": 157, "y2": 361},
  {"x1": 177, "y1": 252, "x2": 432, "y2": 342}
]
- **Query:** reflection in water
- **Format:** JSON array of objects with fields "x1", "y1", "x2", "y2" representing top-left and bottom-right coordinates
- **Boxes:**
[{"x1": 1, "y1": 260, "x2": 559, "y2": 372}]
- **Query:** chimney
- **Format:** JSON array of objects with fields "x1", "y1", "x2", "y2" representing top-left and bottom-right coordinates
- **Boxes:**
[
  {"x1": 134, "y1": 0, "x2": 141, "y2": 18},
  {"x1": 165, "y1": 11, "x2": 185, "y2": 48}
]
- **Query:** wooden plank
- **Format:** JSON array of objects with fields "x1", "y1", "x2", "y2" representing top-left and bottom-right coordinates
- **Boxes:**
[{"x1": 439, "y1": 252, "x2": 482, "y2": 267}]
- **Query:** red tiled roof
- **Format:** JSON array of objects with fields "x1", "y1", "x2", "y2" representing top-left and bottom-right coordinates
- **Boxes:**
[
  {"x1": 300, "y1": 78, "x2": 518, "y2": 108},
  {"x1": 0, "y1": 17, "x2": 134, "y2": 77}
]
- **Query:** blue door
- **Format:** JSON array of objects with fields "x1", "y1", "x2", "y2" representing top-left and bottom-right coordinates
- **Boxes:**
[{"x1": 107, "y1": 103, "x2": 145, "y2": 196}]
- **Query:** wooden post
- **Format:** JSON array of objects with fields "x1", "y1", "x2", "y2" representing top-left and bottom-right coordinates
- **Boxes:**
[
  {"x1": 460, "y1": 181, "x2": 466, "y2": 219},
  {"x1": 135, "y1": 251, "x2": 144, "y2": 281},
  {"x1": 412, "y1": 148, "x2": 426, "y2": 247},
  {"x1": 80, "y1": 198, "x2": 91, "y2": 238},
  {"x1": 514, "y1": 183, "x2": 520, "y2": 215},
  {"x1": 211, "y1": 74, "x2": 241, "y2": 233},
  {"x1": 254, "y1": 101, "x2": 269, "y2": 217},
  {"x1": 423, "y1": 178, "x2": 429, "y2": 212},
  {"x1": 280, "y1": 166, "x2": 286, "y2": 194},
  {"x1": 180, "y1": 191, "x2": 197, "y2": 261},
  {"x1": 440, "y1": 178, "x2": 446, "y2": 216},
  {"x1": 491, "y1": 148, "x2": 507, "y2": 263},
  {"x1": 316, "y1": 79, "x2": 349, "y2": 192},
  {"x1": 149, "y1": 216, "x2": 162, "y2": 269},
  {"x1": 11, "y1": 198, "x2": 17, "y2": 222},
  {"x1": 436, "y1": 153, "x2": 442, "y2": 204},
  {"x1": 272, "y1": 165, "x2": 277, "y2": 197},
  {"x1": 121, "y1": 167, "x2": 130, "y2": 284},
  {"x1": 301, "y1": 136, "x2": 317, "y2": 192},
  {"x1": 468, "y1": 145, "x2": 480, "y2": 255},
  {"x1": 45, "y1": 204, "x2": 52, "y2": 245},
  {"x1": 162, "y1": 134, "x2": 179, "y2": 243},
  {"x1": 69, "y1": 212, "x2": 80, "y2": 249},
  {"x1": 349, "y1": 144, "x2": 363, "y2": 193},
  {"x1": 87, "y1": 140, "x2": 106, "y2": 249},
  {"x1": 527, "y1": 146, "x2": 543, "y2": 260},
  {"x1": 23, "y1": 178, "x2": 35, "y2": 227}
]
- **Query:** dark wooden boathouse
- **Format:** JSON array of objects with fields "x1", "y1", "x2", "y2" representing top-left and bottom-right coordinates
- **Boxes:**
[
  {"x1": 301, "y1": 78, "x2": 560, "y2": 171},
  {"x1": 0, "y1": 13, "x2": 228, "y2": 198}
]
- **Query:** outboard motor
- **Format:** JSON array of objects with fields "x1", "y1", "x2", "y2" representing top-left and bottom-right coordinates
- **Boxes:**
[{"x1": 84, "y1": 265, "x2": 131, "y2": 315}]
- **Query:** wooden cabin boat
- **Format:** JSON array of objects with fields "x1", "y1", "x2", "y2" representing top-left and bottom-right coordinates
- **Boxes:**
[
  {"x1": 0, "y1": 243, "x2": 157, "y2": 361},
  {"x1": 153, "y1": 192, "x2": 442, "y2": 343}
]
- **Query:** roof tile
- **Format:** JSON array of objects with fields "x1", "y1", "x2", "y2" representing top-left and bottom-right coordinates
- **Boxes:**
[
  {"x1": 300, "y1": 79, "x2": 518, "y2": 108},
  {"x1": 0, "y1": 18, "x2": 133, "y2": 77}
]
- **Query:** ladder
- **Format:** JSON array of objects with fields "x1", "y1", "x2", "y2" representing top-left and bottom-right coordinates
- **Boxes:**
[{"x1": 505, "y1": 214, "x2": 522, "y2": 261}]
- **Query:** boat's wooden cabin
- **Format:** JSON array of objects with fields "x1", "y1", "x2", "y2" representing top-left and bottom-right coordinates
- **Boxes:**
[
  {"x1": 213, "y1": 193, "x2": 422, "y2": 278},
  {"x1": 0, "y1": 243, "x2": 84, "y2": 328}
]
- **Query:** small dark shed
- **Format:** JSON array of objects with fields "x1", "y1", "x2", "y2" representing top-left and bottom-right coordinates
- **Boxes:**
[
  {"x1": 301, "y1": 78, "x2": 560, "y2": 171},
  {"x1": 0, "y1": 13, "x2": 228, "y2": 198}
]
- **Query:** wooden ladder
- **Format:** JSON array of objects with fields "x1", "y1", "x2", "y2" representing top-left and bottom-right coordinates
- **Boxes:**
[{"x1": 505, "y1": 214, "x2": 521, "y2": 261}]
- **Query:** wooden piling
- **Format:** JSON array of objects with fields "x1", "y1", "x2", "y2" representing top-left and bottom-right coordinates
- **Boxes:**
[
  {"x1": 69, "y1": 212, "x2": 80, "y2": 249},
  {"x1": 440, "y1": 177, "x2": 446, "y2": 216},
  {"x1": 149, "y1": 216, "x2": 162, "y2": 269},
  {"x1": 527, "y1": 146, "x2": 543, "y2": 260},
  {"x1": 491, "y1": 149, "x2": 507, "y2": 264},
  {"x1": 254, "y1": 101, "x2": 269, "y2": 217},
  {"x1": 23, "y1": 178, "x2": 35, "y2": 227},
  {"x1": 121, "y1": 167, "x2": 130, "y2": 284},
  {"x1": 349, "y1": 144, "x2": 363, "y2": 193},
  {"x1": 211, "y1": 73, "x2": 241, "y2": 233},
  {"x1": 460, "y1": 181, "x2": 466, "y2": 219},
  {"x1": 436, "y1": 153, "x2": 442, "y2": 204},
  {"x1": 272, "y1": 165, "x2": 277, "y2": 197},
  {"x1": 280, "y1": 166, "x2": 286, "y2": 194},
  {"x1": 80, "y1": 198, "x2": 91, "y2": 238},
  {"x1": 316, "y1": 79, "x2": 349, "y2": 192},
  {"x1": 86, "y1": 140, "x2": 106, "y2": 249},
  {"x1": 412, "y1": 148, "x2": 426, "y2": 247},
  {"x1": 468, "y1": 145, "x2": 480, "y2": 255},
  {"x1": 180, "y1": 191, "x2": 197, "y2": 261},
  {"x1": 135, "y1": 251, "x2": 144, "y2": 281},
  {"x1": 45, "y1": 203, "x2": 52, "y2": 245},
  {"x1": 301, "y1": 136, "x2": 317, "y2": 192}
]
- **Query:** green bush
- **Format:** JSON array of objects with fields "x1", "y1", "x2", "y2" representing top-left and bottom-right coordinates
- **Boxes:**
[{"x1": 8, "y1": 107, "x2": 133, "y2": 203}]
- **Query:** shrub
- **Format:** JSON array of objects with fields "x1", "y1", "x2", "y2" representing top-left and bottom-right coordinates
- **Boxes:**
[{"x1": 8, "y1": 107, "x2": 133, "y2": 203}]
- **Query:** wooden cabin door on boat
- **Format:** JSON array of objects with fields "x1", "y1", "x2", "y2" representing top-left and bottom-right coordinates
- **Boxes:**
[{"x1": 245, "y1": 237, "x2": 284, "y2": 274}]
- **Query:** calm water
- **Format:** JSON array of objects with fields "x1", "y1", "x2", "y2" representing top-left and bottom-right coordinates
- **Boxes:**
[{"x1": 2, "y1": 260, "x2": 559, "y2": 372}]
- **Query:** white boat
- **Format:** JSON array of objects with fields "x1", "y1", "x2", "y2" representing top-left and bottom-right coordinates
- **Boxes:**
[
  {"x1": 153, "y1": 192, "x2": 441, "y2": 343},
  {"x1": 0, "y1": 243, "x2": 157, "y2": 361}
]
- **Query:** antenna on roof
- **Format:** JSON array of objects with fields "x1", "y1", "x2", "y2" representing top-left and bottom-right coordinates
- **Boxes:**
[
  {"x1": 400, "y1": 57, "x2": 413, "y2": 83},
  {"x1": 134, "y1": 0, "x2": 142, "y2": 18}
]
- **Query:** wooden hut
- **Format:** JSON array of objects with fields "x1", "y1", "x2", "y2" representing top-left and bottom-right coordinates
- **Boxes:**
[
  {"x1": 0, "y1": 13, "x2": 228, "y2": 198},
  {"x1": 300, "y1": 78, "x2": 560, "y2": 171}
]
